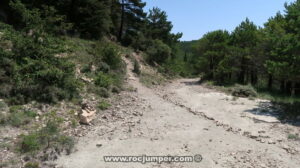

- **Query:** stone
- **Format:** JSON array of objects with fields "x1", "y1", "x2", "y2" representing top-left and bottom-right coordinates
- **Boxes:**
[
  {"x1": 249, "y1": 133, "x2": 259, "y2": 139},
  {"x1": 79, "y1": 108, "x2": 96, "y2": 124},
  {"x1": 268, "y1": 140, "x2": 276, "y2": 144},
  {"x1": 81, "y1": 76, "x2": 93, "y2": 83}
]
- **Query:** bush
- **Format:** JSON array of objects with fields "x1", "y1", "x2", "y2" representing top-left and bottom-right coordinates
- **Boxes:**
[
  {"x1": 0, "y1": 23, "x2": 80, "y2": 104},
  {"x1": 1, "y1": 106, "x2": 37, "y2": 127},
  {"x1": 0, "y1": 100, "x2": 8, "y2": 110},
  {"x1": 87, "y1": 85, "x2": 110, "y2": 98},
  {"x1": 98, "y1": 100, "x2": 111, "y2": 110},
  {"x1": 19, "y1": 112, "x2": 74, "y2": 154},
  {"x1": 288, "y1": 133, "x2": 300, "y2": 140},
  {"x1": 20, "y1": 133, "x2": 41, "y2": 153},
  {"x1": 231, "y1": 84, "x2": 257, "y2": 98},
  {"x1": 98, "y1": 62, "x2": 110, "y2": 73},
  {"x1": 102, "y1": 44, "x2": 122, "y2": 70},
  {"x1": 80, "y1": 64, "x2": 92, "y2": 73},
  {"x1": 111, "y1": 86, "x2": 121, "y2": 93},
  {"x1": 94, "y1": 72, "x2": 112, "y2": 89},
  {"x1": 146, "y1": 40, "x2": 171, "y2": 64},
  {"x1": 24, "y1": 162, "x2": 39, "y2": 168}
]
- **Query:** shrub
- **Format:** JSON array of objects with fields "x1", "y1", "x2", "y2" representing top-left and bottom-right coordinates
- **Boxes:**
[
  {"x1": 1, "y1": 106, "x2": 37, "y2": 127},
  {"x1": 98, "y1": 62, "x2": 110, "y2": 73},
  {"x1": 111, "y1": 86, "x2": 121, "y2": 93},
  {"x1": 20, "y1": 133, "x2": 41, "y2": 153},
  {"x1": 98, "y1": 88, "x2": 110, "y2": 98},
  {"x1": 0, "y1": 22, "x2": 80, "y2": 105},
  {"x1": 102, "y1": 44, "x2": 121, "y2": 70},
  {"x1": 0, "y1": 113, "x2": 7, "y2": 125},
  {"x1": 231, "y1": 84, "x2": 257, "y2": 98},
  {"x1": 0, "y1": 100, "x2": 8, "y2": 110},
  {"x1": 288, "y1": 133, "x2": 299, "y2": 140},
  {"x1": 146, "y1": 40, "x2": 171, "y2": 64},
  {"x1": 110, "y1": 72, "x2": 125, "y2": 89},
  {"x1": 98, "y1": 100, "x2": 111, "y2": 110},
  {"x1": 57, "y1": 135, "x2": 75, "y2": 155},
  {"x1": 94, "y1": 72, "x2": 112, "y2": 89},
  {"x1": 24, "y1": 162, "x2": 39, "y2": 168},
  {"x1": 19, "y1": 112, "x2": 74, "y2": 154},
  {"x1": 81, "y1": 64, "x2": 92, "y2": 73},
  {"x1": 87, "y1": 85, "x2": 110, "y2": 98}
]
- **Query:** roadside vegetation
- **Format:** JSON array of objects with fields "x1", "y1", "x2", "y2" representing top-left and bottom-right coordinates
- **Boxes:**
[
  {"x1": 0, "y1": 0, "x2": 183, "y2": 167},
  {"x1": 174, "y1": 1, "x2": 300, "y2": 120}
]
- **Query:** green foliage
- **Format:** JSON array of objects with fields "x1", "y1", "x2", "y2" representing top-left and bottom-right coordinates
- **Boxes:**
[
  {"x1": 288, "y1": 133, "x2": 300, "y2": 140},
  {"x1": 20, "y1": 133, "x2": 41, "y2": 153},
  {"x1": 147, "y1": 7, "x2": 182, "y2": 47},
  {"x1": 72, "y1": 0, "x2": 112, "y2": 39},
  {"x1": 119, "y1": 0, "x2": 147, "y2": 44},
  {"x1": 112, "y1": 86, "x2": 121, "y2": 93},
  {"x1": 19, "y1": 112, "x2": 74, "y2": 154},
  {"x1": 0, "y1": 100, "x2": 8, "y2": 110},
  {"x1": 24, "y1": 162, "x2": 39, "y2": 168},
  {"x1": 101, "y1": 44, "x2": 122, "y2": 70},
  {"x1": 146, "y1": 40, "x2": 171, "y2": 64},
  {"x1": 94, "y1": 72, "x2": 113, "y2": 89},
  {"x1": 231, "y1": 84, "x2": 258, "y2": 98},
  {"x1": 3, "y1": 0, "x2": 181, "y2": 55},
  {"x1": 159, "y1": 59, "x2": 194, "y2": 77},
  {"x1": 0, "y1": 23, "x2": 80, "y2": 104},
  {"x1": 184, "y1": 1, "x2": 300, "y2": 100},
  {"x1": 110, "y1": 72, "x2": 125, "y2": 89},
  {"x1": 2, "y1": 0, "x2": 181, "y2": 90},
  {"x1": 87, "y1": 85, "x2": 110, "y2": 98},
  {"x1": 140, "y1": 72, "x2": 166, "y2": 88},
  {"x1": 8, "y1": 110, "x2": 37, "y2": 127},
  {"x1": 98, "y1": 100, "x2": 111, "y2": 110},
  {"x1": 193, "y1": 30, "x2": 231, "y2": 80},
  {"x1": 0, "y1": 106, "x2": 37, "y2": 127}
]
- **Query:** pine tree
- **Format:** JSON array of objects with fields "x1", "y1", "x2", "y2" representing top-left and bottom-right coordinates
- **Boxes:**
[
  {"x1": 118, "y1": 0, "x2": 146, "y2": 42},
  {"x1": 231, "y1": 18, "x2": 259, "y2": 84},
  {"x1": 147, "y1": 7, "x2": 182, "y2": 49}
]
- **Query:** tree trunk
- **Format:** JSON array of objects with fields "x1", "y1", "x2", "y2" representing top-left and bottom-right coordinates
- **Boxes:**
[
  {"x1": 251, "y1": 70, "x2": 258, "y2": 85},
  {"x1": 280, "y1": 80, "x2": 286, "y2": 93},
  {"x1": 268, "y1": 74, "x2": 273, "y2": 90},
  {"x1": 291, "y1": 81, "x2": 295, "y2": 97},
  {"x1": 118, "y1": 0, "x2": 125, "y2": 41},
  {"x1": 286, "y1": 81, "x2": 292, "y2": 95},
  {"x1": 209, "y1": 56, "x2": 214, "y2": 79},
  {"x1": 228, "y1": 72, "x2": 232, "y2": 82},
  {"x1": 238, "y1": 57, "x2": 246, "y2": 84}
]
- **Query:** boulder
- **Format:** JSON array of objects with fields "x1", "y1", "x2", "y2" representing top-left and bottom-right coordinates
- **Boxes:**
[{"x1": 79, "y1": 104, "x2": 96, "y2": 124}]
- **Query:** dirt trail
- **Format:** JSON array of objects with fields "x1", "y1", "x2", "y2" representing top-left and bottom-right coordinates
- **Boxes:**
[{"x1": 56, "y1": 58, "x2": 300, "y2": 168}]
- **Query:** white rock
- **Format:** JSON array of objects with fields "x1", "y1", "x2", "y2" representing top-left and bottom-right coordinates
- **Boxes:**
[
  {"x1": 268, "y1": 140, "x2": 276, "y2": 144},
  {"x1": 79, "y1": 109, "x2": 96, "y2": 124}
]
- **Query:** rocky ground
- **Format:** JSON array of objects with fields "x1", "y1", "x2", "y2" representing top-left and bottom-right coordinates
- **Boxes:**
[{"x1": 53, "y1": 57, "x2": 300, "y2": 168}]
